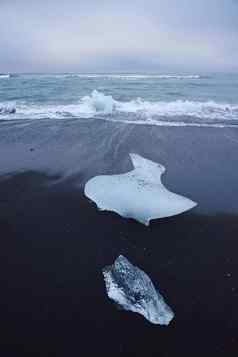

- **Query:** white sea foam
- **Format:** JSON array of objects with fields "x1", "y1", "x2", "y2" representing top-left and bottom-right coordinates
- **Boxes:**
[
  {"x1": 77, "y1": 90, "x2": 238, "y2": 121},
  {"x1": 0, "y1": 104, "x2": 16, "y2": 114},
  {"x1": 0, "y1": 74, "x2": 10, "y2": 79},
  {"x1": 37, "y1": 74, "x2": 202, "y2": 80},
  {"x1": 1, "y1": 90, "x2": 238, "y2": 127},
  {"x1": 65, "y1": 74, "x2": 201, "y2": 80},
  {"x1": 85, "y1": 153, "x2": 197, "y2": 225}
]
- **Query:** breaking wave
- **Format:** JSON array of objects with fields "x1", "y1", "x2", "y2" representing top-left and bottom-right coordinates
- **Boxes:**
[
  {"x1": 61, "y1": 74, "x2": 202, "y2": 80},
  {"x1": 28, "y1": 73, "x2": 202, "y2": 80},
  {"x1": 0, "y1": 104, "x2": 16, "y2": 114},
  {"x1": 0, "y1": 74, "x2": 10, "y2": 79},
  {"x1": 1, "y1": 90, "x2": 238, "y2": 128}
]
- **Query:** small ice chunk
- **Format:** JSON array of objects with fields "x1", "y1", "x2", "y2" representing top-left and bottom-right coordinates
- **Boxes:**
[
  {"x1": 103, "y1": 255, "x2": 174, "y2": 325},
  {"x1": 84, "y1": 153, "x2": 197, "y2": 225}
]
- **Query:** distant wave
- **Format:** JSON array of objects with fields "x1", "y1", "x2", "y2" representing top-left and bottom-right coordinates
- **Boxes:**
[
  {"x1": 0, "y1": 74, "x2": 10, "y2": 79},
  {"x1": 0, "y1": 74, "x2": 18, "y2": 79},
  {"x1": 1, "y1": 90, "x2": 238, "y2": 128},
  {"x1": 0, "y1": 73, "x2": 204, "y2": 81},
  {"x1": 62, "y1": 74, "x2": 202, "y2": 80},
  {"x1": 31, "y1": 73, "x2": 202, "y2": 80}
]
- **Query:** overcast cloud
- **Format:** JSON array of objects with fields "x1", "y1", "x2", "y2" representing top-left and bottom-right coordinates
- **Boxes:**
[{"x1": 0, "y1": 0, "x2": 238, "y2": 72}]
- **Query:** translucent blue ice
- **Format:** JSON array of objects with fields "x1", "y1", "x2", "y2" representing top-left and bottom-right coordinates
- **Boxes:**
[
  {"x1": 85, "y1": 153, "x2": 197, "y2": 225},
  {"x1": 103, "y1": 255, "x2": 174, "y2": 325}
]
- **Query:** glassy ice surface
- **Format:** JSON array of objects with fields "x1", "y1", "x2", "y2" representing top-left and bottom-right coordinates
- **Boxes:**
[
  {"x1": 103, "y1": 255, "x2": 174, "y2": 325},
  {"x1": 85, "y1": 153, "x2": 197, "y2": 225}
]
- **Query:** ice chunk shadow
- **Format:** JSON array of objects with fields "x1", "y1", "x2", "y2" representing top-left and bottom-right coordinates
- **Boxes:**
[
  {"x1": 84, "y1": 153, "x2": 197, "y2": 225},
  {"x1": 103, "y1": 255, "x2": 174, "y2": 325}
]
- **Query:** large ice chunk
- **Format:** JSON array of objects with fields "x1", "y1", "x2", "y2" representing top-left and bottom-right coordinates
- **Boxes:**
[
  {"x1": 103, "y1": 255, "x2": 174, "y2": 325},
  {"x1": 84, "y1": 153, "x2": 197, "y2": 225}
]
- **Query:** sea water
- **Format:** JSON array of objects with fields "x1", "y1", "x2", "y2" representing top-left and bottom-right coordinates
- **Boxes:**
[{"x1": 0, "y1": 73, "x2": 238, "y2": 126}]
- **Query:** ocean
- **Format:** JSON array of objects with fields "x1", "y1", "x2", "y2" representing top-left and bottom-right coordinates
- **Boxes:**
[
  {"x1": 1, "y1": 73, "x2": 238, "y2": 126},
  {"x1": 0, "y1": 73, "x2": 238, "y2": 356}
]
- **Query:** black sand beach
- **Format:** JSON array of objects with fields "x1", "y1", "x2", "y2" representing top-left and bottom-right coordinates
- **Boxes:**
[{"x1": 1, "y1": 120, "x2": 238, "y2": 356}]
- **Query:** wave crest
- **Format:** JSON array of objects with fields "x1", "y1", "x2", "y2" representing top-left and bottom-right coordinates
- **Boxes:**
[
  {"x1": 62, "y1": 74, "x2": 202, "y2": 80},
  {"x1": 77, "y1": 90, "x2": 238, "y2": 121},
  {"x1": 0, "y1": 104, "x2": 16, "y2": 114},
  {"x1": 0, "y1": 74, "x2": 10, "y2": 79},
  {"x1": 1, "y1": 90, "x2": 238, "y2": 128}
]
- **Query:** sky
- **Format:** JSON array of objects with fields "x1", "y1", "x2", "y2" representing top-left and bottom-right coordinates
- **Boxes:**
[{"x1": 0, "y1": 0, "x2": 238, "y2": 73}]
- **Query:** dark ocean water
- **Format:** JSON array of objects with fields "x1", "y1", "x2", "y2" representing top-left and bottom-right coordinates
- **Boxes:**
[
  {"x1": 0, "y1": 74, "x2": 238, "y2": 356},
  {"x1": 0, "y1": 73, "x2": 238, "y2": 126}
]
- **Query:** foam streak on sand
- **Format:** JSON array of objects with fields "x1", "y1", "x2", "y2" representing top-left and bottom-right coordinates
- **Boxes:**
[{"x1": 85, "y1": 153, "x2": 197, "y2": 225}]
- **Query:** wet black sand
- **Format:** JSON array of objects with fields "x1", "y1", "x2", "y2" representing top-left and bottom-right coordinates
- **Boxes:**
[
  {"x1": 0, "y1": 171, "x2": 238, "y2": 356},
  {"x1": 1, "y1": 120, "x2": 238, "y2": 356}
]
